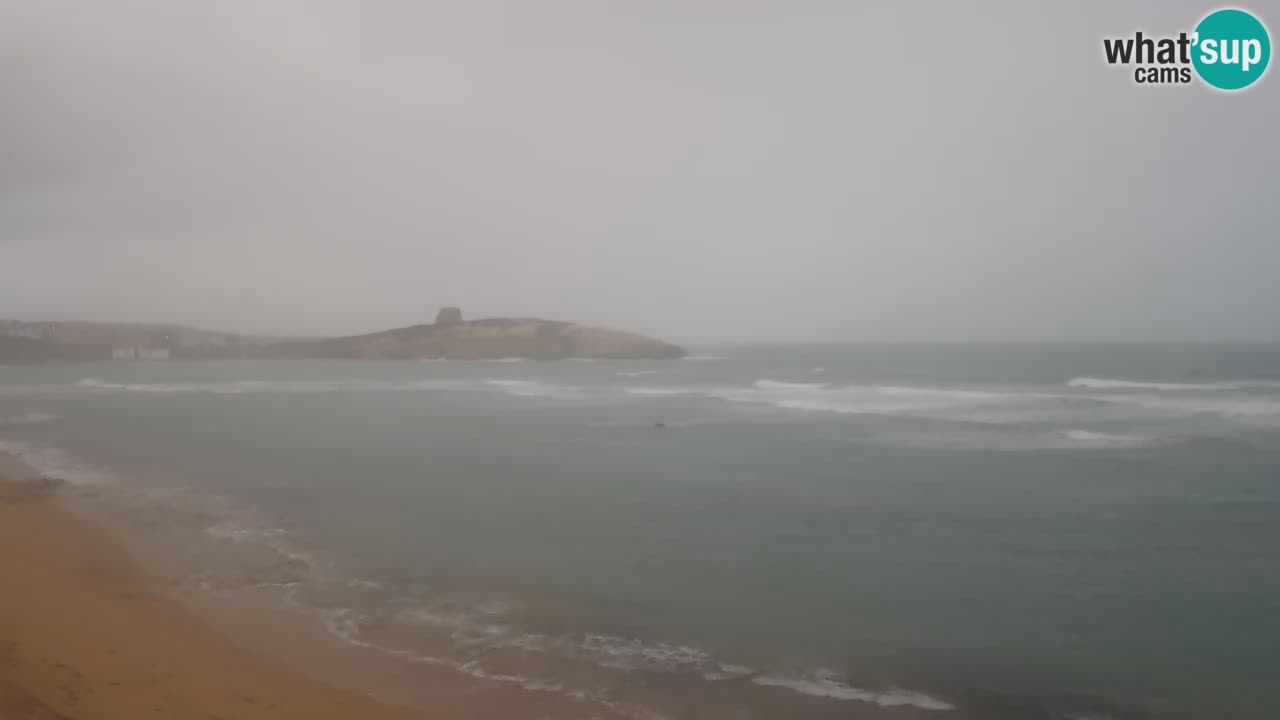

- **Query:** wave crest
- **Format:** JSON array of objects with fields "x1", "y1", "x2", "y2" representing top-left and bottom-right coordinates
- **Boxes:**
[
  {"x1": 1067, "y1": 377, "x2": 1241, "y2": 391},
  {"x1": 752, "y1": 670, "x2": 953, "y2": 710},
  {"x1": 754, "y1": 379, "x2": 825, "y2": 391}
]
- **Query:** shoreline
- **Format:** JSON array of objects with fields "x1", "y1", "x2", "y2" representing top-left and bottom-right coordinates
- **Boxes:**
[
  {"x1": 0, "y1": 444, "x2": 976, "y2": 720},
  {"x1": 0, "y1": 449, "x2": 617, "y2": 720},
  {"x1": 0, "y1": 450, "x2": 425, "y2": 719}
]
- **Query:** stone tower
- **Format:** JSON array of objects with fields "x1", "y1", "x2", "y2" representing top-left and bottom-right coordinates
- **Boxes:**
[{"x1": 435, "y1": 306, "x2": 463, "y2": 325}]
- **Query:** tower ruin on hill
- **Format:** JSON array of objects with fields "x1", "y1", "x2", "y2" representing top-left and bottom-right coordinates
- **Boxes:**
[{"x1": 435, "y1": 306, "x2": 463, "y2": 325}]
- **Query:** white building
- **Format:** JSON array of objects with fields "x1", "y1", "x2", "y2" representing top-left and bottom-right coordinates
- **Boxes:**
[
  {"x1": 112, "y1": 345, "x2": 171, "y2": 361},
  {"x1": 0, "y1": 321, "x2": 40, "y2": 339}
]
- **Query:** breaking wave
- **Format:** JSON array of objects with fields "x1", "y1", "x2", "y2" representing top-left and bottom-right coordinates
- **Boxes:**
[
  {"x1": 628, "y1": 380, "x2": 1047, "y2": 420},
  {"x1": 754, "y1": 379, "x2": 825, "y2": 391},
  {"x1": 58, "y1": 371, "x2": 1280, "y2": 429},
  {"x1": 751, "y1": 670, "x2": 953, "y2": 710},
  {"x1": 482, "y1": 379, "x2": 577, "y2": 398},
  {"x1": 0, "y1": 439, "x2": 115, "y2": 485},
  {"x1": 626, "y1": 387, "x2": 696, "y2": 397},
  {"x1": 622, "y1": 377, "x2": 1280, "y2": 427},
  {"x1": 1059, "y1": 429, "x2": 1148, "y2": 447},
  {"x1": 359, "y1": 603, "x2": 951, "y2": 712},
  {"x1": 77, "y1": 377, "x2": 191, "y2": 392},
  {"x1": 874, "y1": 385, "x2": 1007, "y2": 400},
  {"x1": 1100, "y1": 394, "x2": 1280, "y2": 419},
  {"x1": 1067, "y1": 377, "x2": 1244, "y2": 391}
]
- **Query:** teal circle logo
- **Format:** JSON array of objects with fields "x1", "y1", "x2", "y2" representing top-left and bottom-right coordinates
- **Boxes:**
[{"x1": 1192, "y1": 8, "x2": 1271, "y2": 90}]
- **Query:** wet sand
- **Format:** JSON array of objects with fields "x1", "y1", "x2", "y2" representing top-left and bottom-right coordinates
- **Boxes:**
[{"x1": 0, "y1": 450, "x2": 426, "y2": 719}]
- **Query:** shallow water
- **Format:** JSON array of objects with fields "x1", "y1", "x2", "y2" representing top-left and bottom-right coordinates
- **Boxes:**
[{"x1": 2, "y1": 343, "x2": 1279, "y2": 719}]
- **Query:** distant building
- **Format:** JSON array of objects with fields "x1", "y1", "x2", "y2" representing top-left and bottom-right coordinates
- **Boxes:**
[
  {"x1": 0, "y1": 320, "x2": 39, "y2": 339},
  {"x1": 112, "y1": 344, "x2": 171, "y2": 361}
]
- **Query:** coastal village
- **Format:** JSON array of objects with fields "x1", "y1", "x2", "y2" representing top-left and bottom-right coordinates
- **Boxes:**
[{"x1": 0, "y1": 319, "x2": 237, "y2": 361}]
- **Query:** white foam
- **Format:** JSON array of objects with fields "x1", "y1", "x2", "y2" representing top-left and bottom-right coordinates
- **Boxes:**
[
  {"x1": 1094, "y1": 394, "x2": 1280, "y2": 420},
  {"x1": 874, "y1": 385, "x2": 1005, "y2": 400},
  {"x1": 203, "y1": 520, "x2": 316, "y2": 571},
  {"x1": 205, "y1": 521, "x2": 265, "y2": 543},
  {"x1": 626, "y1": 382, "x2": 969, "y2": 417},
  {"x1": 486, "y1": 357, "x2": 526, "y2": 363},
  {"x1": 617, "y1": 370, "x2": 662, "y2": 377},
  {"x1": 500, "y1": 629, "x2": 728, "y2": 675},
  {"x1": 628, "y1": 379, "x2": 1273, "y2": 431},
  {"x1": 397, "y1": 607, "x2": 508, "y2": 638},
  {"x1": 0, "y1": 440, "x2": 114, "y2": 485},
  {"x1": 752, "y1": 671, "x2": 953, "y2": 710},
  {"x1": 315, "y1": 609, "x2": 668, "y2": 713},
  {"x1": 226, "y1": 558, "x2": 943, "y2": 718},
  {"x1": 76, "y1": 377, "x2": 188, "y2": 392},
  {"x1": 666, "y1": 381, "x2": 1040, "y2": 420},
  {"x1": 319, "y1": 608, "x2": 373, "y2": 647},
  {"x1": 1067, "y1": 377, "x2": 1242, "y2": 391},
  {"x1": 589, "y1": 417, "x2": 713, "y2": 429},
  {"x1": 579, "y1": 634, "x2": 723, "y2": 672},
  {"x1": 75, "y1": 378, "x2": 262, "y2": 394},
  {"x1": 457, "y1": 661, "x2": 564, "y2": 692},
  {"x1": 1061, "y1": 429, "x2": 1140, "y2": 444},
  {"x1": 599, "y1": 702, "x2": 672, "y2": 720},
  {"x1": 484, "y1": 379, "x2": 540, "y2": 393},
  {"x1": 395, "y1": 607, "x2": 749, "y2": 680},
  {"x1": 682, "y1": 354, "x2": 728, "y2": 362},
  {"x1": 482, "y1": 379, "x2": 579, "y2": 398},
  {"x1": 702, "y1": 663, "x2": 757, "y2": 680},
  {"x1": 627, "y1": 387, "x2": 696, "y2": 397},
  {"x1": 754, "y1": 379, "x2": 825, "y2": 391}
]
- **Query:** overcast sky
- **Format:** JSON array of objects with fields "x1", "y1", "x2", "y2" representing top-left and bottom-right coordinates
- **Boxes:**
[{"x1": 1, "y1": 1, "x2": 1276, "y2": 342}]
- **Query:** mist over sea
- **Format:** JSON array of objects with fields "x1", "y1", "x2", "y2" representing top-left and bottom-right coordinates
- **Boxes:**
[{"x1": 2, "y1": 343, "x2": 1278, "y2": 720}]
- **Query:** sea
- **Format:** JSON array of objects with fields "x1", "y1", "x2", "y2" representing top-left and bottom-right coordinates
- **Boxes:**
[{"x1": 1, "y1": 343, "x2": 1277, "y2": 720}]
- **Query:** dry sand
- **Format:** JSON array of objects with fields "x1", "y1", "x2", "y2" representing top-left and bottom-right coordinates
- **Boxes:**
[{"x1": 0, "y1": 450, "x2": 426, "y2": 719}]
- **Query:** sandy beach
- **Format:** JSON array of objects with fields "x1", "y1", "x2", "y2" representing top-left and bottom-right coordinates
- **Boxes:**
[
  {"x1": 0, "y1": 450, "x2": 426, "y2": 720},
  {"x1": 0, "y1": 447, "x2": 642, "y2": 720}
]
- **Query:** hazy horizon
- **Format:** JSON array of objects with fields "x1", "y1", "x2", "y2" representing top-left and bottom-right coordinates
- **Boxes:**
[{"x1": 3, "y1": 1, "x2": 1277, "y2": 344}]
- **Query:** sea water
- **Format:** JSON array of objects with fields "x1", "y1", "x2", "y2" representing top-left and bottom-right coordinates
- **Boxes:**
[{"x1": 2, "y1": 343, "x2": 1278, "y2": 719}]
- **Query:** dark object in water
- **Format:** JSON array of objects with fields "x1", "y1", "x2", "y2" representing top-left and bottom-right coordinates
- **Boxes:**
[{"x1": 654, "y1": 422, "x2": 666, "y2": 429}]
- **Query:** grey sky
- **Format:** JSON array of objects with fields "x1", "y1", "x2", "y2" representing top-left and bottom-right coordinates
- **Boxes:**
[{"x1": 1, "y1": 1, "x2": 1277, "y2": 342}]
